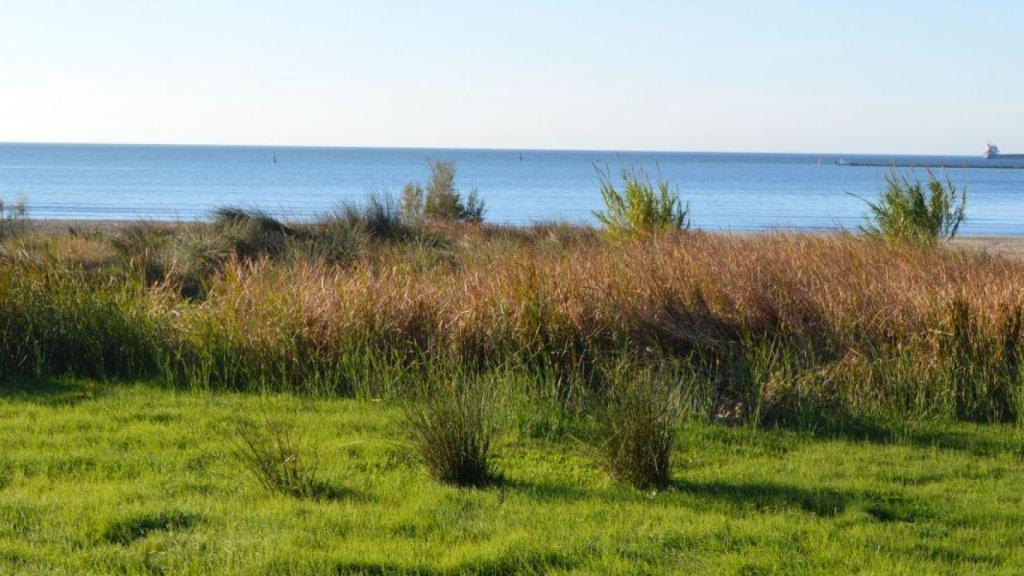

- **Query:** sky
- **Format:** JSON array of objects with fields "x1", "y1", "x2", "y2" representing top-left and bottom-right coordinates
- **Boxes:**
[{"x1": 2, "y1": 1, "x2": 1022, "y2": 154}]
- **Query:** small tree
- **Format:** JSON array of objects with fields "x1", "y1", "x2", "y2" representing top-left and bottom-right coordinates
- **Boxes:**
[
  {"x1": 593, "y1": 165, "x2": 689, "y2": 238},
  {"x1": 0, "y1": 195, "x2": 29, "y2": 239},
  {"x1": 400, "y1": 182, "x2": 425, "y2": 222},
  {"x1": 401, "y1": 160, "x2": 485, "y2": 223},
  {"x1": 857, "y1": 169, "x2": 966, "y2": 246}
]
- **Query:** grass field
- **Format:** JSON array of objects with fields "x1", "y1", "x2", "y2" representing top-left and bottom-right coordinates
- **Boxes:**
[{"x1": 1, "y1": 378, "x2": 1023, "y2": 575}]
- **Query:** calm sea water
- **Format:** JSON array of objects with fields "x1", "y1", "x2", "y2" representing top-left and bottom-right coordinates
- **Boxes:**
[{"x1": 1, "y1": 143, "x2": 1022, "y2": 234}]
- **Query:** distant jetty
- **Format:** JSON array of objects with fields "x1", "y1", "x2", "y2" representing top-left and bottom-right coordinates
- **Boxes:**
[
  {"x1": 835, "y1": 159, "x2": 1024, "y2": 170},
  {"x1": 835, "y1": 143, "x2": 1024, "y2": 169}
]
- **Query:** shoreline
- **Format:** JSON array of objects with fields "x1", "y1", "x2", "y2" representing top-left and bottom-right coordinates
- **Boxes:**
[{"x1": 19, "y1": 218, "x2": 1024, "y2": 257}]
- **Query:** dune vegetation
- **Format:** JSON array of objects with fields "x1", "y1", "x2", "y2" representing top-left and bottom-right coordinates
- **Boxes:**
[
  {"x1": 2, "y1": 209, "x2": 1020, "y2": 431},
  {"x1": 1, "y1": 166, "x2": 1022, "y2": 573}
]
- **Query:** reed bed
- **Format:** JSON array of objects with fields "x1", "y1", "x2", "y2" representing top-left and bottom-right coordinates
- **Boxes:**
[{"x1": 2, "y1": 224, "x2": 1023, "y2": 430}]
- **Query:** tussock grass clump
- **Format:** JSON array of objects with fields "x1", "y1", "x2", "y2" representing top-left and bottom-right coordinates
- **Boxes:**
[
  {"x1": 406, "y1": 381, "x2": 495, "y2": 487},
  {"x1": 231, "y1": 419, "x2": 322, "y2": 498},
  {"x1": 858, "y1": 169, "x2": 966, "y2": 245},
  {"x1": 594, "y1": 165, "x2": 689, "y2": 237},
  {"x1": 210, "y1": 207, "x2": 294, "y2": 260},
  {"x1": 597, "y1": 367, "x2": 682, "y2": 490},
  {"x1": 334, "y1": 193, "x2": 407, "y2": 240},
  {"x1": 292, "y1": 216, "x2": 366, "y2": 265},
  {"x1": 401, "y1": 160, "x2": 485, "y2": 223}
]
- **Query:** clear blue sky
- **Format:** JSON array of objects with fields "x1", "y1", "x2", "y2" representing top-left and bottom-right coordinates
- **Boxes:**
[{"x1": 2, "y1": 1, "x2": 1021, "y2": 154}]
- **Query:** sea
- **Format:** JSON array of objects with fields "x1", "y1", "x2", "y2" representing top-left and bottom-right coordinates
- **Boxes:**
[{"x1": 1, "y1": 143, "x2": 1022, "y2": 235}]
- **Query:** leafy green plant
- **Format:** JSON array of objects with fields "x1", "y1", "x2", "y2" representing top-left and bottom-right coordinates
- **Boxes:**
[
  {"x1": 406, "y1": 381, "x2": 495, "y2": 487},
  {"x1": 857, "y1": 169, "x2": 966, "y2": 245},
  {"x1": 401, "y1": 160, "x2": 485, "y2": 223},
  {"x1": 593, "y1": 165, "x2": 689, "y2": 237},
  {"x1": 597, "y1": 370, "x2": 681, "y2": 490}
]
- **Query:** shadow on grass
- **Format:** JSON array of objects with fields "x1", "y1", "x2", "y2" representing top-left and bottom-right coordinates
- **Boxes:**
[
  {"x1": 0, "y1": 375, "x2": 110, "y2": 407},
  {"x1": 307, "y1": 480, "x2": 365, "y2": 503},
  {"x1": 671, "y1": 479, "x2": 851, "y2": 517},
  {"x1": 330, "y1": 548, "x2": 575, "y2": 576},
  {"x1": 500, "y1": 475, "x2": 930, "y2": 524},
  {"x1": 498, "y1": 476, "x2": 848, "y2": 515},
  {"x1": 766, "y1": 413, "x2": 1022, "y2": 458},
  {"x1": 103, "y1": 510, "x2": 202, "y2": 545},
  {"x1": 673, "y1": 480, "x2": 933, "y2": 522}
]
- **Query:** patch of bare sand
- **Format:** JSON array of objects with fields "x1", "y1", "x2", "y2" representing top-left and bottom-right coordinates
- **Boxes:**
[{"x1": 950, "y1": 237, "x2": 1024, "y2": 259}]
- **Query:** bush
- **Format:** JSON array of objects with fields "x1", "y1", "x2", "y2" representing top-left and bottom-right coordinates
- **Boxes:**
[
  {"x1": 598, "y1": 371, "x2": 681, "y2": 490},
  {"x1": 231, "y1": 420, "x2": 322, "y2": 498},
  {"x1": 593, "y1": 165, "x2": 689, "y2": 237},
  {"x1": 858, "y1": 169, "x2": 966, "y2": 245},
  {"x1": 406, "y1": 381, "x2": 495, "y2": 487},
  {"x1": 401, "y1": 160, "x2": 485, "y2": 223},
  {"x1": 0, "y1": 196, "x2": 30, "y2": 240}
]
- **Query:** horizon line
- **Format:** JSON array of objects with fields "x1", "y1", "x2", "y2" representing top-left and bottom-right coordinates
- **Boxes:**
[{"x1": 0, "y1": 139, "x2": 988, "y2": 159}]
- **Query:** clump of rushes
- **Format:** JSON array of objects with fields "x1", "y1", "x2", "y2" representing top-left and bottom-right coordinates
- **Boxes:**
[
  {"x1": 401, "y1": 159, "x2": 485, "y2": 223},
  {"x1": 593, "y1": 164, "x2": 689, "y2": 238},
  {"x1": 598, "y1": 370, "x2": 682, "y2": 490},
  {"x1": 857, "y1": 168, "x2": 966, "y2": 246},
  {"x1": 336, "y1": 192, "x2": 407, "y2": 240},
  {"x1": 231, "y1": 419, "x2": 321, "y2": 498},
  {"x1": 406, "y1": 381, "x2": 495, "y2": 487}
]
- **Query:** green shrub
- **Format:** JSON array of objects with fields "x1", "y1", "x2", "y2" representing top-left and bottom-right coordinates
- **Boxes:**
[
  {"x1": 593, "y1": 165, "x2": 689, "y2": 237},
  {"x1": 402, "y1": 160, "x2": 485, "y2": 223},
  {"x1": 406, "y1": 381, "x2": 495, "y2": 487},
  {"x1": 0, "y1": 196, "x2": 30, "y2": 240},
  {"x1": 598, "y1": 370, "x2": 681, "y2": 490},
  {"x1": 400, "y1": 182, "x2": 425, "y2": 222},
  {"x1": 231, "y1": 419, "x2": 322, "y2": 498},
  {"x1": 858, "y1": 169, "x2": 966, "y2": 245}
]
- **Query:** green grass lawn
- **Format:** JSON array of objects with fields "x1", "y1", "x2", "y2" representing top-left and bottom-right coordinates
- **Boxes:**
[{"x1": 1, "y1": 380, "x2": 1022, "y2": 575}]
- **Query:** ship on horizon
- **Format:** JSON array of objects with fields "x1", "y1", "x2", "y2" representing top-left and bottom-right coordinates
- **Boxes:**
[{"x1": 984, "y1": 142, "x2": 1024, "y2": 160}]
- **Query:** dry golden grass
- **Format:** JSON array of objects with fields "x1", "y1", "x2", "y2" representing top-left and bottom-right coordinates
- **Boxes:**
[
  {"x1": 192, "y1": 231, "x2": 1024, "y2": 359},
  {"x1": 3, "y1": 224, "x2": 1023, "y2": 427}
]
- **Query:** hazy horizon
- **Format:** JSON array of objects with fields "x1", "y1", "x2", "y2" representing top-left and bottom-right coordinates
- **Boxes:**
[
  {"x1": 3, "y1": 1, "x2": 1022, "y2": 155},
  {"x1": 0, "y1": 139, "x2": 1014, "y2": 157}
]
